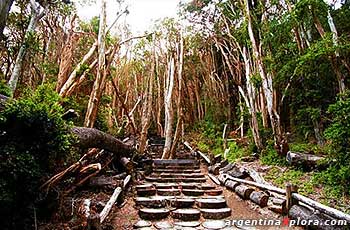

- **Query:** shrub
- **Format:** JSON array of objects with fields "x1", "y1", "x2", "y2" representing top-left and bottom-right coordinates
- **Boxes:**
[{"x1": 0, "y1": 85, "x2": 75, "y2": 229}]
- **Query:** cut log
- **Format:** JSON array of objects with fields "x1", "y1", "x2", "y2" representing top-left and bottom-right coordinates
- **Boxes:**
[
  {"x1": 289, "y1": 205, "x2": 344, "y2": 230},
  {"x1": 226, "y1": 166, "x2": 248, "y2": 179},
  {"x1": 234, "y1": 185, "x2": 254, "y2": 199},
  {"x1": 208, "y1": 164, "x2": 220, "y2": 175},
  {"x1": 172, "y1": 209, "x2": 201, "y2": 221},
  {"x1": 224, "y1": 174, "x2": 350, "y2": 223},
  {"x1": 224, "y1": 180, "x2": 240, "y2": 191},
  {"x1": 268, "y1": 205, "x2": 284, "y2": 214},
  {"x1": 286, "y1": 151, "x2": 325, "y2": 169},
  {"x1": 219, "y1": 163, "x2": 235, "y2": 173},
  {"x1": 218, "y1": 174, "x2": 228, "y2": 185},
  {"x1": 200, "y1": 208, "x2": 231, "y2": 219},
  {"x1": 100, "y1": 187, "x2": 122, "y2": 223},
  {"x1": 249, "y1": 191, "x2": 269, "y2": 207},
  {"x1": 119, "y1": 157, "x2": 133, "y2": 173},
  {"x1": 139, "y1": 208, "x2": 170, "y2": 220}
]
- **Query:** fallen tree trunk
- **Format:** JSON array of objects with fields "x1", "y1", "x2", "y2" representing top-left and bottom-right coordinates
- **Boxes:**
[
  {"x1": 72, "y1": 127, "x2": 134, "y2": 157},
  {"x1": 224, "y1": 180, "x2": 240, "y2": 191},
  {"x1": 286, "y1": 151, "x2": 325, "y2": 169},
  {"x1": 100, "y1": 187, "x2": 122, "y2": 223},
  {"x1": 208, "y1": 164, "x2": 220, "y2": 175}
]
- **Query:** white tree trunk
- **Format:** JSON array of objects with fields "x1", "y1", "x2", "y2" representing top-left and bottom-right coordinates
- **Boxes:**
[
  {"x1": 170, "y1": 32, "x2": 184, "y2": 158},
  {"x1": 245, "y1": 0, "x2": 282, "y2": 148},
  {"x1": 84, "y1": 0, "x2": 107, "y2": 127},
  {"x1": 8, "y1": 0, "x2": 44, "y2": 93},
  {"x1": 162, "y1": 57, "x2": 175, "y2": 159}
]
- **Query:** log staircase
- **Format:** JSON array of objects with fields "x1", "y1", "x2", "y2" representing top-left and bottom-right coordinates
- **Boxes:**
[{"x1": 133, "y1": 146, "x2": 235, "y2": 229}]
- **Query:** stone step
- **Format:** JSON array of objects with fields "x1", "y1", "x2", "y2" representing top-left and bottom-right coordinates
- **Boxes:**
[
  {"x1": 138, "y1": 208, "x2": 170, "y2": 220},
  {"x1": 145, "y1": 176, "x2": 206, "y2": 183},
  {"x1": 200, "y1": 208, "x2": 232, "y2": 219},
  {"x1": 196, "y1": 198, "x2": 227, "y2": 209},
  {"x1": 153, "y1": 169, "x2": 201, "y2": 173},
  {"x1": 172, "y1": 208, "x2": 201, "y2": 221}
]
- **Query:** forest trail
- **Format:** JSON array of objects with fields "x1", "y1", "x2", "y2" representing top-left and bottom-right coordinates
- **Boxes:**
[{"x1": 109, "y1": 142, "x2": 297, "y2": 230}]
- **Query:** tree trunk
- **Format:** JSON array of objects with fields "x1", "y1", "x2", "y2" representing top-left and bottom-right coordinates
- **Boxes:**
[
  {"x1": 8, "y1": 0, "x2": 44, "y2": 93},
  {"x1": 170, "y1": 33, "x2": 184, "y2": 159},
  {"x1": 162, "y1": 57, "x2": 175, "y2": 159},
  {"x1": 71, "y1": 127, "x2": 134, "y2": 156},
  {"x1": 0, "y1": 0, "x2": 14, "y2": 40},
  {"x1": 84, "y1": 0, "x2": 107, "y2": 128},
  {"x1": 245, "y1": 0, "x2": 283, "y2": 152}
]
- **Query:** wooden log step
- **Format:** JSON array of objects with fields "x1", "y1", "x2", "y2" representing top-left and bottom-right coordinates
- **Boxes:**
[
  {"x1": 202, "y1": 220, "x2": 227, "y2": 229},
  {"x1": 205, "y1": 189, "x2": 223, "y2": 196},
  {"x1": 179, "y1": 183, "x2": 201, "y2": 189},
  {"x1": 153, "y1": 169, "x2": 201, "y2": 173},
  {"x1": 137, "y1": 188, "x2": 156, "y2": 197},
  {"x1": 201, "y1": 184, "x2": 217, "y2": 190},
  {"x1": 135, "y1": 184, "x2": 154, "y2": 191},
  {"x1": 200, "y1": 208, "x2": 231, "y2": 219},
  {"x1": 154, "y1": 165, "x2": 200, "y2": 169},
  {"x1": 172, "y1": 209, "x2": 201, "y2": 221},
  {"x1": 154, "y1": 183, "x2": 177, "y2": 189},
  {"x1": 234, "y1": 185, "x2": 254, "y2": 199},
  {"x1": 268, "y1": 205, "x2": 284, "y2": 214},
  {"x1": 133, "y1": 220, "x2": 152, "y2": 228},
  {"x1": 182, "y1": 189, "x2": 205, "y2": 196},
  {"x1": 153, "y1": 159, "x2": 198, "y2": 166},
  {"x1": 169, "y1": 198, "x2": 195, "y2": 208},
  {"x1": 138, "y1": 208, "x2": 170, "y2": 220},
  {"x1": 157, "y1": 173, "x2": 205, "y2": 178},
  {"x1": 249, "y1": 191, "x2": 269, "y2": 207},
  {"x1": 135, "y1": 197, "x2": 166, "y2": 208},
  {"x1": 196, "y1": 198, "x2": 227, "y2": 209},
  {"x1": 154, "y1": 221, "x2": 173, "y2": 229},
  {"x1": 145, "y1": 177, "x2": 206, "y2": 183},
  {"x1": 204, "y1": 195, "x2": 226, "y2": 199},
  {"x1": 174, "y1": 221, "x2": 201, "y2": 228},
  {"x1": 224, "y1": 180, "x2": 240, "y2": 191},
  {"x1": 157, "y1": 188, "x2": 181, "y2": 196}
]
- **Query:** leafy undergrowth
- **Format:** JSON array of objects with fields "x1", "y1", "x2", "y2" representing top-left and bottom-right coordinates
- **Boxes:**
[{"x1": 188, "y1": 126, "x2": 350, "y2": 213}]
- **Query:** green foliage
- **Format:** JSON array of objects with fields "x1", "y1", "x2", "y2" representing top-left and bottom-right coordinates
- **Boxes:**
[
  {"x1": 260, "y1": 141, "x2": 287, "y2": 166},
  {"x1": 318, "y1": 91, "x2": 350, "y2": 196},
  {"x1": 265, "y1": 168, "x2": 315, "y2": 196},
  {"x1": 0, "y1": 80, "x2": 12, "y2": 97},
  {"x1": 0, "y1": 85, "x2": 76, "y2": 229},
  {"x1": 226, "y1": 142, "x2": 246, "y2": 162}
]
